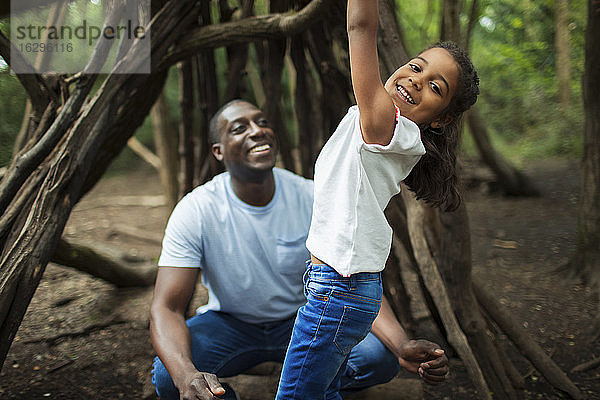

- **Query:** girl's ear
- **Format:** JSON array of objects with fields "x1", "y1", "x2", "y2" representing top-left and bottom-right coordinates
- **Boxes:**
[
  {"x1": 212, "y1": 143, "x2": 224, "y2": 161},
  {"x1": 430, "y1": 114, "x2": 453, "y2": 129}
]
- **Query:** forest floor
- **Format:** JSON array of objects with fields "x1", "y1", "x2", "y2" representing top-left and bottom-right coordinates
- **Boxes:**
[{"x1": 1, "y1": 157, "x2": 599, "y2": 400}]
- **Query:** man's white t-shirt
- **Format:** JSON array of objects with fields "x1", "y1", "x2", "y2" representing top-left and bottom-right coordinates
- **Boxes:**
[
  {"x1": 306, "y1": 106, "x2": 425, "y2": 276},
  {"x1": 159, "y1": 168, "x2": 314, "y2": 324}
]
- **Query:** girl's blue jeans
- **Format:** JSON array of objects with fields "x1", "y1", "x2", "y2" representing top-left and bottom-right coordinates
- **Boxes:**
[
  {"x1": 151, "y1": 271, "x2": 396, "y2": 399},
  {"x1": 275, "y1": 261, "x2": 384, "y2": 400}
]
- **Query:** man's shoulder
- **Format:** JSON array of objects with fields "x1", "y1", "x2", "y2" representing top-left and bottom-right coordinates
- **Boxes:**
[{"x1": 176, "y1": 172, "x2": 229, "y2": 210}]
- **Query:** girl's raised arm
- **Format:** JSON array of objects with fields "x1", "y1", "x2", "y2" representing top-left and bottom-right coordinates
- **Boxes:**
[{"x1": 347, "y1": 0, "x2": 396, "y2": 145}]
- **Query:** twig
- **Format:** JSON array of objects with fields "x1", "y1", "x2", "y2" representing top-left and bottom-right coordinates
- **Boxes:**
[
  {"x1": 46, "y1": 359, "x2": 74, "y2": 374},
  {"x1": 111, "y1": 224, "x2": 163, "y2": 245},
  {"x1": 22, "y1": 317, "x2": 127, "y2": 345},
  {"x1": 571, "y1": 357, "x2": 600, "y2": 373},
  {"x1": 127, "y1": 137, "x2": 161, "y2": 170}
]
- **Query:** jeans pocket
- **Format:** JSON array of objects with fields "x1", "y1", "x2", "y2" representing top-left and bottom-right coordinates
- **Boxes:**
[
  {"x1": 306, "y1": 279, "x2": 331, "y2": 301},
  {"x1": 333, "y1": 306, "x2": 378, "y2": 356}
]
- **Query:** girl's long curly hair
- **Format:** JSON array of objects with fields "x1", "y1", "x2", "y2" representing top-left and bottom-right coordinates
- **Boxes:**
[{"x1": 403, "y1": 41, "x2": 480, "y2": 212}]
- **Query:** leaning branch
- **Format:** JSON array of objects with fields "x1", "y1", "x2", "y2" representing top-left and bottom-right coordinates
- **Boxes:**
[
  {"x1": 473, "y1": 281, "x2": 582, "y2": 399},
  {"x1": 571, "y1": 357, "x2": 600, "y2": 373},
  {"x1": 161, "y1": 0, "x2": 336, "y2": 68},
  {"x1": 0, "y1": 75, "x2": 94, "y2": 217},
  {"x1": 401, "y1": 189, "x2": 492, "y2": 400}
]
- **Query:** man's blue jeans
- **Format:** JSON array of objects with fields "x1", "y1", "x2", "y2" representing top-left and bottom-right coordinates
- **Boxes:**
[
  {"x1": 152, "y1": 286, "x2": 396, "y2": 399},
  {"x1": 275, "y1": 262, "x2": 384, "y2": 400}
]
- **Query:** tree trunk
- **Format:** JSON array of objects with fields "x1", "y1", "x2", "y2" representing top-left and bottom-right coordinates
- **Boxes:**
[
  {"x1": 467, "y1": 107, "x2": 540, "y2": 196},
  {"x1": 464, "y1": 0, "x2": 480, "y2": 55},
  {"x1": 442, "y1": 0, "x2": 539, "y2": 198},
  {"x1": 178, "y1": 59, "x2": 196, "y2": 197},
  {"x1": 401, "y1": 190, "x2": 492, "y2": 400},
  {"x1": 555, "y1": 0, "x2": 571, "y2": 110},
  {"x1": 12, "y1": 1, "x2": 67, "y2": 157},
  {"x1": 440, "y1": 0, "x2": 462, "y2": 45},
  {"x1": 150, "y1": 92, "x2": 179, "y2": 211},
  {"x1": 196, "y1": 0, "x2": 222, "y2": 185},
  {"x1": 290, "y1": 33, "x2": 315, "y2": 178},
  {"x1": 382, "y1": 244, "x2": 416, "y2": 335},
  {"x1": 438, "y1": 205, "x2": 517, "y2": 400},
  {"x1": 221, "y1": 0, "x2": 254, "y2": 102},
  {"x1": 377, "y1": 0, "x2": 410, "y2": 76},
  {"x1": 307, "y1": 19, "x2": 352, "y2": 144},
  {"x1": 262, "y1": 0, "x2": 295, "y2": 172},
  {"x1": 571, "y1": 0, "x2": 600, "y2": 331}
]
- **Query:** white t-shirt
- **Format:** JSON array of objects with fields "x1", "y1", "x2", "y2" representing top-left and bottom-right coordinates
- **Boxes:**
[
  {"x1": 159, "y1": 168, "x2": 314, "y2": 324},
  {"x1": 306, "y1": 106, "x2": 425, "y2": 276}
]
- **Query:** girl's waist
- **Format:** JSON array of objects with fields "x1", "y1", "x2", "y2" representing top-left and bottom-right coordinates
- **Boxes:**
[{"x1": 309, "y1": 254, "x2": 381, "y2": 281}]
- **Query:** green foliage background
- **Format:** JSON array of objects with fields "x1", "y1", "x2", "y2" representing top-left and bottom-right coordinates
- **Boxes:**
[
  {"x1": 0, "y1": 0, "x2": 587, "y2": 169},
  {"x1": 396, "y1": 0, "x2": 585, "y2": 164}
]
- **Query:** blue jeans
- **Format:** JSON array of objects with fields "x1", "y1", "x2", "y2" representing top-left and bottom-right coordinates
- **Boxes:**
[
  {"x1": 275, "y1": 262, "x2": 384, "y2": 400},
  {"x1": 152, "y1": 302, "x2": 396, "y2": 399}
]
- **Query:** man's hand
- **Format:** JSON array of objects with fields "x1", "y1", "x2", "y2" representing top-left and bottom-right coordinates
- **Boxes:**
[
  {"x1": 397, "y1": 339, "x2": 449, "y2": 385},
  {"x1": 178, "y1": 371, "x2": 227, "y2": 400}
]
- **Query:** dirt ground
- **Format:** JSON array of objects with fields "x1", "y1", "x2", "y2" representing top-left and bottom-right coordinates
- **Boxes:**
[{"x1": 1, "y1": 157, "x2": 599, "y2": 400}]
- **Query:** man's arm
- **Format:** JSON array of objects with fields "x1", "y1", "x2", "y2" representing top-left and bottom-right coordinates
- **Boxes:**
[
  {"x1": 371, "y1": 296, "x2": 449, "y2": 385},
  {"x1": 150, "y1": 267, "x2": 225, "y2": 399},
  {"x1": 347, "y1": 0, "x2": 396, "y2": 145}
]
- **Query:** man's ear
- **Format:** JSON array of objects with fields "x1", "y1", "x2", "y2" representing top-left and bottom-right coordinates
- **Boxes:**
[
  {"x1": 212, "y1": 143, "x2": 224, "y2": 161},
  {"x1": 430, "y1": 114, "x2": 453, "y2": 129}
]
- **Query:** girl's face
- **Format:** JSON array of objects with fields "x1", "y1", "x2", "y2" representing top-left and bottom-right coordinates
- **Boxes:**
[{"x1": 384, "y1": 47, "x2": 459, "y2": 127}]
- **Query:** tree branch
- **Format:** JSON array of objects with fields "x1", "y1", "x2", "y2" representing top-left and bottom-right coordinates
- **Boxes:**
[
  {"x1": 161, "y1": 0, "x2": 336, "y2": 69},
  {"x1": 473, "y1": 281, "x2": 582, "y2": 399},
  {"x1": 53, "y1": 238, "x2": 157, "y2": 287},
  {"x1": 0, "y1": 30, "x2": 53, "y2": 116},
  {"x1": 0, "y1": 75, "x2": 95, "y2": 218},
  {"x1": 401, "y1": 188, "x2": 492, "y2": 400},
  {"x1": 0, "y1": 0, "x2": 62, "y2": 18}
]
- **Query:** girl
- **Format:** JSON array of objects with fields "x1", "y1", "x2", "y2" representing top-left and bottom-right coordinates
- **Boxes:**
[{"x1": 276, "y1": 0, "x2": 479, "y2": 398}]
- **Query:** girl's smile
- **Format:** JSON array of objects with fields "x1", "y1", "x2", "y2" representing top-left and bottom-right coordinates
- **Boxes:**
[{"x1": 384, "y1": 47, "x2": 459, "y2": 127}]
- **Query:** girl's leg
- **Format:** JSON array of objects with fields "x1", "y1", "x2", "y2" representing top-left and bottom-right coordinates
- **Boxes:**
[{"x1": 275, "y1": 263, "x2": 382, "y2": 400}]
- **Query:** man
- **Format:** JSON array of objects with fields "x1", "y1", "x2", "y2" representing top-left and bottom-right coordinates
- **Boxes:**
[{"x1": 150, "y1": 100, "x2": 448, "y2": 400}]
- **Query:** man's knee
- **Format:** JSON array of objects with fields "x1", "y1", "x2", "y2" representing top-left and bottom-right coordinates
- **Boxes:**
[
  {"x1": 343, "y1": 334, "x2": 400, "y2": 390},
  {"x1": 363, "y1": 348, "x2": 399, "y2": 384},
  {"x1": 151, "y1": 357, "x2": 179, "y2": 400}
]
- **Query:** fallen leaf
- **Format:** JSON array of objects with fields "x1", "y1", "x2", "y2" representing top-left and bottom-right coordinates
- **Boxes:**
[{"x1": 493, "y1": 239, "x2": 518, "y2": 249}]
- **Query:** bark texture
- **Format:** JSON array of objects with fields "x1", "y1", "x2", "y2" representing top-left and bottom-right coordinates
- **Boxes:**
[{"x1": 571, "y1": 0, "x2": 600, "y2": 333}]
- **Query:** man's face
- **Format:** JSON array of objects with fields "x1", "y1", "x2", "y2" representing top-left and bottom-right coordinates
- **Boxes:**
[{"x1": 212, "y1": 102, "x2": 277, "y2": 180}]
